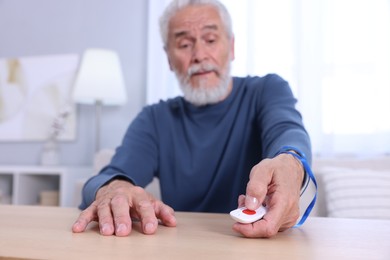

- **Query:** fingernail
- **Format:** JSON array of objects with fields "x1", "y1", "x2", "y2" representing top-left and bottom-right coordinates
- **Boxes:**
[
  {"x1": 171, "y1": 216, "x2": 177, "y2": 225},
  {"x1": 245, "y1": 195, "x2": 259, "y2": 209},
  {"x1": 116, "y1": 224, "x2": 127, "y2": 234},
  {"x1": 144, "y1": 223, "x2": 155, "y2": 234},
  {"x1": 72, "y1": 221, "x2": 81, "y2": 232},
  {"x1": 101, "y1": 223, "x2": 111, "y2": 234}
]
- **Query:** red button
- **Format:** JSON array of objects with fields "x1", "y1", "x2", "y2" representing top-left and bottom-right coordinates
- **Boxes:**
[{"x1": 242, "y1": 209, "x2": 256, "y2": 215}]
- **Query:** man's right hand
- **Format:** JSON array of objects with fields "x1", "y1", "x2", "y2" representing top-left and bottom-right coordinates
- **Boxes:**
[{"x1": 72, "y1": 179, "x2": 177, "y2": 236}]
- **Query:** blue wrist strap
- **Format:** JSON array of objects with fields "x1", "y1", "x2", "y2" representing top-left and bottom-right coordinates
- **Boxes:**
[{"x1": 274, "y1": 146, "x2": 318, "y2": 228}]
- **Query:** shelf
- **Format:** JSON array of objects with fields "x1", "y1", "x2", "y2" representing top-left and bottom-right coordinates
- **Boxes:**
[
  {"x1": 0, "y1": 165, "x2": 92, "y2": 207},
  {"x1": 0, "y1": 174, "x2": 13, "y2": 204},
  {"x1": 16, "y1": 174, "x2": 60, "y2": 205}
]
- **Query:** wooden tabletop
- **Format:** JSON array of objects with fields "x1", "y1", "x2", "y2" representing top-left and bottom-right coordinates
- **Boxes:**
[{"x1": 0, "y1": 205, "x2": 389, "y2": 260}]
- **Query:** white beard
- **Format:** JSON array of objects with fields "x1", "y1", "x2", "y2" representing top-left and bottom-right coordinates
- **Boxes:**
[{"x1": 174, "y1": 61, "x2": 232, "y2": 106}]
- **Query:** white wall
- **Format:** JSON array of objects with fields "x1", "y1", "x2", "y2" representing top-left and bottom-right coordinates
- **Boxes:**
[{"x1": 0, "y1": 0, "x2": 149, "y2": 165}]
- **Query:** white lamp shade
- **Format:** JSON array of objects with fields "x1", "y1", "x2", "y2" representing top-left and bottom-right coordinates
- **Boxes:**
[{"x1": 72, "y1": 48, "x2": 127, "y2": 105}]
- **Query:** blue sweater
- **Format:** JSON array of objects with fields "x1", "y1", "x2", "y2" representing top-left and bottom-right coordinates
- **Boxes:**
[{"x1": 81, "y1": 74, "x2": 311, "y2": 213}]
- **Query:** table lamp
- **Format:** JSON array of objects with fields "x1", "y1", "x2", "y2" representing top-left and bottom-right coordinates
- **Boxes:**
[{"x1": 72, "y1": 48, "x2": 127, "y2": 152}]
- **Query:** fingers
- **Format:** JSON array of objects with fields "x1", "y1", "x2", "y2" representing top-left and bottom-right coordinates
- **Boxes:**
[
  {"x1": 232, "y1": 218, "x2": 279, "y2": 238},
  {"x1": 132, "y1": 198, "x2": 177, "y2": 234},
  {"x1": 130, "y1": 188, "x2": 177, "y2": 234},
  {"x1": 245, "y1": 159, "x2": 273, "y2": 210},
  {"x1": 131, "y1": 186, "x2": 160, "y2": 235},
  {"x1": 233, "y1": 193, "x2": 284, "y2": 237},
  {"x1": 237, "y1": 194, "x2": 245, "y2": 207},
  {"x1": 72, "y1": 180, "x2": 176, "y2": 236},
  {"x1": 110, "y1": 195, "x2": 132, "y2": 236},
  {"x1": 233, "y1": 201, "x2": 299, "y2": 238},
  {"x1": 73, "y1": 195, "x2": 133, "y2": 236},
  {"x1": 154, "y1": 201, "x2": 177, "y2": 227},
  {"x1": 72, "y1": 203, "x2": 98, "y2": 233},
  {"x1": 96, "y1": 197, "x2": 116, "y2": 235},
  {"x1": 233, "y1": 193, "x2": 292, "y2": 238},
  {"x1": 234, "y1": 155, "x2": 303, "y2": 238}
]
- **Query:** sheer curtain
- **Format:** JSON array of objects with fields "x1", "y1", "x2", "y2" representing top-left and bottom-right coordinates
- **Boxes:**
[{"x1": 146, "y1": 0, "x2": 390, "y2": 156}]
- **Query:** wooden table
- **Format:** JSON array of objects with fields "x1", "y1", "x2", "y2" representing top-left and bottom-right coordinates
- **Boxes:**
[{"x1": 0, "y1": 205, "x2": 389, "y2": 260}]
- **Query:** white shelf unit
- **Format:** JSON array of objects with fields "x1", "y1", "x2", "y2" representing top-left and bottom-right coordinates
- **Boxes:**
[{"x1": 0, "y1": 165, "x2": 92, "y2": 207}]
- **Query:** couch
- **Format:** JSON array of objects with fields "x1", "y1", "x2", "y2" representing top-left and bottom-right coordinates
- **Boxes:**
[{"x1": 308, "y1": 156, "x2": 390, "y2": 218}]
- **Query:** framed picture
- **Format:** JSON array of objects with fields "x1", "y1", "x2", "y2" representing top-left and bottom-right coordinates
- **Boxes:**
[{"x1": 0, "y1": 53, "x2": 79, "y2": 141}]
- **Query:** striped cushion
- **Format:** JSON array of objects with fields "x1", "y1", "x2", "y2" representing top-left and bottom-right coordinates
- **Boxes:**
[{"x1": 321, "y1": 167, "x2": 390, "y2": 219}]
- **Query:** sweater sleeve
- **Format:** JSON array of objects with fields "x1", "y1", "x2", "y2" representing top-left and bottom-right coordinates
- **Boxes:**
[
  {"x1": 256, "y1": 74, "x2": 312, "y2": 165},
  {"x1": 79, "y1": 107, "x2": 159, "y2": 209}
]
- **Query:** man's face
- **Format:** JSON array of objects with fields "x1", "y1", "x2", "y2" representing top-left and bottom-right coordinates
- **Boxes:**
[{"x1": 166, "y1": 5, "x2": 235, "y2": 105}]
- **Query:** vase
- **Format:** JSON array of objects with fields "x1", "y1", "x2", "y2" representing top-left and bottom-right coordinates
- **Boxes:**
[{"x1": 40, "y1": 139, "x2": 60, "y2": 166}]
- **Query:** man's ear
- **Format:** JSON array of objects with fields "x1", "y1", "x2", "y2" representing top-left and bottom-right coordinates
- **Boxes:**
[
  {"x1": 230, "y1": 35, "x2": 235, "y2": 61},
  {"x1": 167, "y1": 57, "x2": 174, "y2": 71},
  {"x1": 164, "y1": 46, "x2": 174, "y2": 71}
]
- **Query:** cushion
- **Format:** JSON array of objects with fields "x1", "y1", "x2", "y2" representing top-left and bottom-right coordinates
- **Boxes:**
[{"x1": 320, "y1": 167, "x2": 390, "y2": 219}]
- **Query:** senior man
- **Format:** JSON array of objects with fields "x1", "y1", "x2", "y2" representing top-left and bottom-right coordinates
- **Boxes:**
[{"x1": 73, "y1": 0, "x2": 312, "y2": 238}]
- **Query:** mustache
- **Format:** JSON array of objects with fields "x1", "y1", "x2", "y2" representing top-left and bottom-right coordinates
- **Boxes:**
[{"x1": 187, "y1": 63, "x2": 219, "y2": 76}]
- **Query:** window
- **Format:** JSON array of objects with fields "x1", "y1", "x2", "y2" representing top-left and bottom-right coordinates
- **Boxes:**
[{"x1": 147, "y1": 0, "x2": 390, "y2": 156}]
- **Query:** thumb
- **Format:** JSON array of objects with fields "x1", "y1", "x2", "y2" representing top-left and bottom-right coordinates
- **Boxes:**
[
  {"x1": 245, "y1": 162, "x2": 273, "y2": 210},
  {"x1": 244, "y1": 194, "x2": 261, "y2": 210}
]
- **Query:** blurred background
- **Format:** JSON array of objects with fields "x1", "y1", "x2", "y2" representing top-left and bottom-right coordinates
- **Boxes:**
[{"x1": 0, "y1": 0, "x2": 389, "y2": 165}]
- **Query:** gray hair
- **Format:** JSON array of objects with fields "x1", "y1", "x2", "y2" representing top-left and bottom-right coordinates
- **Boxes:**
[{"x1": 159, "y1": 0, "x2": 233, "y2": 48}]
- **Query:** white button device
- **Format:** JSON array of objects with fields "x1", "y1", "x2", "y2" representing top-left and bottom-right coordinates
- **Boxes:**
[{"x1": 230, "y1": 206, "x2": 267, "y2": 224}]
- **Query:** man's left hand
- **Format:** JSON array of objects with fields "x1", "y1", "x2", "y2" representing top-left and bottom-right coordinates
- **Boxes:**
[{"x1": 232, "y1": 153, "x2": 304, "y2": 238}]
